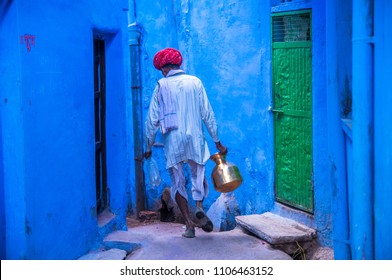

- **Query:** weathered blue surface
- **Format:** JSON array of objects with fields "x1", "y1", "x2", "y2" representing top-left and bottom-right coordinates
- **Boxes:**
[
  {"x1": 326, "y1": 0, "x2": 392, "y2": 259},
  {"x1": 326, "y1": 0, "x2": 352, "y2": 260},
  {"x1": 0, "y1": 103, "x2": 4, "y2": 259},
  {"x1": 0, "y1": 0, "x2": 129, "y2": 259},
  {"x1": 137, "y1": 0, "x2": 275, "y2": 216},
  {"x1": 374, "y1": 0, "x2": 392, "y2": 260}
]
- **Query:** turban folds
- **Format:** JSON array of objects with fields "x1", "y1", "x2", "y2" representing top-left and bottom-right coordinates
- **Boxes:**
[{"x1": 153, "y1": 48, "x2": 182, "y2": 70}]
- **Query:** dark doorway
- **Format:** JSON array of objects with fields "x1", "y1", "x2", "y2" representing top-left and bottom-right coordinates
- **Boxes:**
[{"x1": 94, "y1": 39, "x2": 107, "y2": 214}]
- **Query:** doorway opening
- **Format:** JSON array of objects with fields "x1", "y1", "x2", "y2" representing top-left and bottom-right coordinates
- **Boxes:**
[
  {"x1": 93, "y1": 38, "x2": 108, "y2": 214},
  {"x1": 271, "y1": 10, "x2": 314, "y2": 213}
]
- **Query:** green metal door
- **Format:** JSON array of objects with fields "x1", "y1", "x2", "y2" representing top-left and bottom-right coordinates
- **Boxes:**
[{"x1": 271, "y1": 10, "x2": 313, "y2": 213}]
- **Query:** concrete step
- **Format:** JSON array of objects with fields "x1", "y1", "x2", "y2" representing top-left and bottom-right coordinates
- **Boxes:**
[
  {"x1": 78, "y1": 240, "x2": 141, "y2": 260},
  {"x1": 78, "y1": 248, "x2": 127, "y2": 260},
  {"x1": 235, "y1": 212, "x2": 317, "y2": 258}
]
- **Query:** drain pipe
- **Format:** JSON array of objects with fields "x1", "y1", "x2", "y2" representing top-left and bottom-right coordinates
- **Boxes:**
[
  {"x1": 351, "y1": 0, "x2": 374, "y2": 259},
  {"x1": 128, "y1": 0, "x2": 146, "y2": 216}
]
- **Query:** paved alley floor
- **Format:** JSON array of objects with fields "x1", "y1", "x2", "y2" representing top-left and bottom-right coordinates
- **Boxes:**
[{"x1": 83, "y1": 217, "x2": 293, "y2": 260}]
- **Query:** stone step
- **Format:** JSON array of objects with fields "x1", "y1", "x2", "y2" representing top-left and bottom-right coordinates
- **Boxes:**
[
  {"x1": 78, "y1": 240, "x2": 141, "y2": 260},
  {"x1": 78, "y1": 248, "x2": 127, "y2": 260},
  {"x1": 235, "y1": 212, "x2": 317, "y2": 257},
  {"x1": 235, "y1": 212, "x2": 317, "y2": 244}
]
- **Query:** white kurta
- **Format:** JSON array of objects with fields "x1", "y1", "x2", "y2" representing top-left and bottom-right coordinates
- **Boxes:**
[{"x1": 145, "y1": 71, "x2": 220, "y2": 169}]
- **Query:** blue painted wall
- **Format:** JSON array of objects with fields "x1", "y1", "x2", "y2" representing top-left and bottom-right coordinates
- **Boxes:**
[
  {"x1": 135, "y1": 0, "x2": 275, "y2": 214},
  {"x1": 326, "y1": 0, "x2": 352, "y2": 259},
  {"x1": 133, "y1": 0, "x2": 332, "y2": 246},
  {"x1": 0, "y1": 0, "x2": 130, "y2": 259},
  {"x1": 0, "y1": 95, "x2": 4, "y2": 259},
  {"x1": 374, "y1": 0, "x2": 392, "y2": 260},
  {"x1": 326, "y1": 0, "x2": 392, "y2": 259}
]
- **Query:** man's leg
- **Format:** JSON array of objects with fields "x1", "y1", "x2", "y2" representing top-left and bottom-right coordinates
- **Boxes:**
[
  {"x1": 195, "y1": 177, "x2": 209, "y2": 209},
  {"x1": 175, "y1": 192, "x2": 195, "y2": 231},
  {"x1": 189, "y1": 161, "x2": 213, "y2": 232},
  {"x1": 196, "y1": 200, "x2": 203, "y2": 209},
  {"x1": 169, "y1": 163, "x2": 195, "y2": 238}
]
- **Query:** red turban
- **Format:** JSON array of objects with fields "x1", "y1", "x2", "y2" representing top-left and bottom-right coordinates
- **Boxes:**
[{"x1": 153, "y1": 48, "x2": 182, "y2": 70}]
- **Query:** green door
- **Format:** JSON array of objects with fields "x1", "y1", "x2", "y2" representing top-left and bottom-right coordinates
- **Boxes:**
[{"x1": 271, "y1": 10, "x2": 313, "y2": 213}]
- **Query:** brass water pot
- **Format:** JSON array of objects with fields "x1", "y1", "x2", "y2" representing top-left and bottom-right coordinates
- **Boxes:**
[{"x1": 210, "y1": 153, "x2": 243, "y2": 193}]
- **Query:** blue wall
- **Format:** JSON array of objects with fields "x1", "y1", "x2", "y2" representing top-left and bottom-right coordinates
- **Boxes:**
[
  {"x1": 373, "y1": 0, "x2": 392, "y2": 260},
  {"x1": 133, "y1": 0, "x2": 332, "y2": 246},
  {"x1": 135, "y1": 0, "x2": 275, "y2": 214},
  {"x1": 0, "y1": 94, "x2": 4, "y2": 259},
  {"x1": 326, "y1": 0, "x2": 392, "y2": 259},
  {"x1": 326, "y1": 0, "x2": 352, "y2": 259},
  {"x1": 0, "y1": 0, "x2": 130, "y2": 259}
]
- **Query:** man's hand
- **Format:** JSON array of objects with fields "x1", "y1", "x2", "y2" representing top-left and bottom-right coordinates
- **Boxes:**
[
  {"x1": 215, "y1": 141, "x2": 228, "y2": 155},
  {"x1": 144, "y1": 151, "x2": 152, "y2": 159}
]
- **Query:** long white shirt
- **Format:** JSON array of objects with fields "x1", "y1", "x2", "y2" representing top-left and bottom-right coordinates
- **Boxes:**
[{"x1": 145, "y1": 70, "x2": 220, "y2": 168}]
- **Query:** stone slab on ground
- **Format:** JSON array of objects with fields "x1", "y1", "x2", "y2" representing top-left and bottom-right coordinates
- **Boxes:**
[
  {"x1": 78, "y1": 248, "x2": 127, "y2": 260},
  {"x1": 235, "y1": 212, "x2": 317, "y2": 245},
  {"x1": 102, "y1": 240, "x2": 141, "y2": 254}
]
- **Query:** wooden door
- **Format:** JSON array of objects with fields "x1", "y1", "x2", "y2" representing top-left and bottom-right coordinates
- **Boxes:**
[{"x1": 272, "y1": 10, "x2": 313, "y2": 213}]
